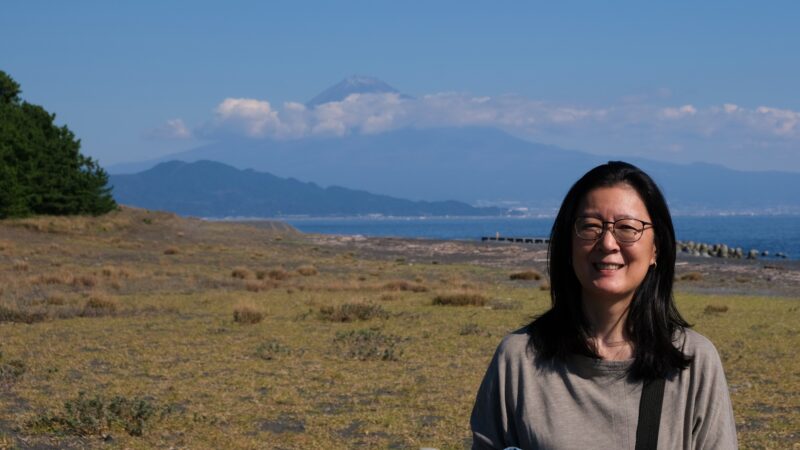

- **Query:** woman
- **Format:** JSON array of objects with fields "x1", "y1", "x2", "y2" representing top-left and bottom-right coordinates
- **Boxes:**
[{"x1": 470, "y1": 161, "x2": 737, "y2": 449}]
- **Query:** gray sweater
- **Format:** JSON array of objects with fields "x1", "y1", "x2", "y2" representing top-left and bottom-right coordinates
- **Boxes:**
[{"x1": 470, "y1": 328, "x2": 737, "y2": 449}]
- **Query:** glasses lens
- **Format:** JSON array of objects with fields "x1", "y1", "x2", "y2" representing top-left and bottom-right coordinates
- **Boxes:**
[
  {"x1": 612, "y1": 219, "x2": 644, "y2": 242},
  {"x1": 575, "y1": 218, "x2": 603, "y2": 240}
]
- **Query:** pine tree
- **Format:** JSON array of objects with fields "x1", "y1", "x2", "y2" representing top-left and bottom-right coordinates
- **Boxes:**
[{"x1": 0, "y1": 71, "x2": 116, "y2": 218}]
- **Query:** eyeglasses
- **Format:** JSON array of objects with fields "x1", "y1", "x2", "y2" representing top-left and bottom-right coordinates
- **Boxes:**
[{"x1": 574, "y1": 217, "x2": 653, "y2": 243}]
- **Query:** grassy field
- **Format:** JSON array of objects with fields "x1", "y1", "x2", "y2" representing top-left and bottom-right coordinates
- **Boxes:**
[{"x1": 0, "y1": 208, "x2": 798, "y2": 449}]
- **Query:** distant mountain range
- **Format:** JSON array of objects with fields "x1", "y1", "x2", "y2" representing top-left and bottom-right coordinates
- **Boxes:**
[
  {"x1": 109, "y1": 160, "x2": 506, "y2": 218},
  {"x1": 109, "y1": 77, "x2": 800, "y2": 215}
]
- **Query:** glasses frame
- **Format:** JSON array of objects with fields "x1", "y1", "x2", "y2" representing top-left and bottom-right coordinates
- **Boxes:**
[{"x1": 574, "y1": 216, "x2": 654, "y2": 243}]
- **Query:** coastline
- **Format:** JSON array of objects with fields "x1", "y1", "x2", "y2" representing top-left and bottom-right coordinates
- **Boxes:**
[{"x1": 305, "y1": 232, "x2": 800, "y2": 298}]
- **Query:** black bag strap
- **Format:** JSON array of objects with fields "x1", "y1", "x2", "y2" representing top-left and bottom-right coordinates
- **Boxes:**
[{"x1": 635, "y1": 377, "x2": 666, "y2": 450}]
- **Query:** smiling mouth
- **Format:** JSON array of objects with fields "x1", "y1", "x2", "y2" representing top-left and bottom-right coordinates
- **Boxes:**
[{"x1": 593, "y1": 263, "x2": 624, "y2": 270}]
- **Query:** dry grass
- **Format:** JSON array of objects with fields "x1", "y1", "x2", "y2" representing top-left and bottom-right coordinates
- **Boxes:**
[{"x1": 0, "y1": 208, "x2": 796, "y2": 448}]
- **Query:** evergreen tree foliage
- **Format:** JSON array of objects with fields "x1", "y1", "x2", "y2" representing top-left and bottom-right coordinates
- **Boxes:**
[{"x1": 0, "y1": 71, "x2": 116, "y2": 218}]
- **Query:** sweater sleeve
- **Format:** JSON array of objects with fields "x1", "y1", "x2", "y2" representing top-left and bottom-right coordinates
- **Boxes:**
[
  {"x1": 688, "y1": 334, "x2": 738, "y2": 449},
  {"x1": 470, "y1": 336, "x2": 523, "y2": 450}
]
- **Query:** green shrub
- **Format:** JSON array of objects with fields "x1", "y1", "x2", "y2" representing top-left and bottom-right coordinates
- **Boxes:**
[
  {"x1": 28, "y1": 392, "x2": 170, "y2": 437},
  {"x1": 255, "y1": 340, "x2": 293, "y2": 360}
]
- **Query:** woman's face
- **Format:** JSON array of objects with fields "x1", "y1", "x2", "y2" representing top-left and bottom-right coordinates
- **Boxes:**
[{"x1": 571, "y1": 183, "x2": 657, "y2": 305}]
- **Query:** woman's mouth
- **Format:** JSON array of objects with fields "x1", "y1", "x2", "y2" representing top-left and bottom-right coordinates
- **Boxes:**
[{"x1": 593, "y1": 263, "x2": 624, "y2": 271}]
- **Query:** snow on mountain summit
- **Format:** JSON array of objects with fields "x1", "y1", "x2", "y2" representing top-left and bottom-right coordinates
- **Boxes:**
[{"x1": 306, "y1": 75, "x2": 410, "y2": 107}]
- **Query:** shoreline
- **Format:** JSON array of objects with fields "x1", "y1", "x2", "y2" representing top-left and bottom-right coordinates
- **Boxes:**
[{"x1": 305, "y1": 232, "x2": 800, "y2": 298}]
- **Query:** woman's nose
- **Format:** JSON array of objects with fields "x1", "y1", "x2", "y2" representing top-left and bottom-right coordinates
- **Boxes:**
[{"x1": 596, "y1": 224, "x2": 620, "y2": 251}]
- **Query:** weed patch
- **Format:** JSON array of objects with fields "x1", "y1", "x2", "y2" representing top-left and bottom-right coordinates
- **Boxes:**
[
  {"x1": 333, "y1": 329, "x2": 402, "y2": 361},
  {"x1": 318, "y1": 303, "x2": 389, "y2": 322},
  {"x1": 255, "y1": 340, "x2": 293, "y2": 360},
  {"x1": 28, "y1": 392, "x2": 171, "y2": 437},
  {"x1": 0, "y1": 355, "x2": 26, "y2": 384},
  {"x1": 459, "y1": 323, "x2": 484, "y2": 336}
]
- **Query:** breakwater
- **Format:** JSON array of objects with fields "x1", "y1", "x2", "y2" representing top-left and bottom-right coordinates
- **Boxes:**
[{"x1": 677, "y1": 240, "x2": 788, "y2": 259}]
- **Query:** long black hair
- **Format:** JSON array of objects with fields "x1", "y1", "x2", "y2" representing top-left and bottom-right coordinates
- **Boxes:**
[{"x1": 528, "y1": 161, "x2": 691, "y2": 379}]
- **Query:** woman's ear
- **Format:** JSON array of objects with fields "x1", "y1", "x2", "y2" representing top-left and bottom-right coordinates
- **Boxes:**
[{"x1": 650, "y1": 244, "x2": 658, "y2": 266}]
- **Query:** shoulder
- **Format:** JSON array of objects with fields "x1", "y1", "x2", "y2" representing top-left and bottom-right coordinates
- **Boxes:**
[
  {"x1": 494, "y1": 327, "x2": 534, "y2": 361},
  {"x1": 675, "y1": 328, "x2": 726, "y2": 376},
  {"x1": 677, "y1": 328, "x2": 721, "y2": 360}
]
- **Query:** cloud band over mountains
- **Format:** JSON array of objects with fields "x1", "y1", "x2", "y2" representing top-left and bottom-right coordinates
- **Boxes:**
[{"x1": 155, "y1": 91, "x2": 800, "y2": 171}]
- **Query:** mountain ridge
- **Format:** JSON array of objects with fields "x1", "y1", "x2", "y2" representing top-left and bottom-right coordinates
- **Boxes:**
[{"x1": 109, "y1": 160, "x2": 507, "y2": 218}]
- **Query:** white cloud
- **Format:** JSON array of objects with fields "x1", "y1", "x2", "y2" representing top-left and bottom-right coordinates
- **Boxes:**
[
  {"x1": 190, "y1": 91, "x2": 800, "y2": 170},
  {"x1": 660, "y1": 104, "x2": 697, "y2": 119},
  {"x1": 148, "y1": 118, "x2": 192, "y2": 139}
]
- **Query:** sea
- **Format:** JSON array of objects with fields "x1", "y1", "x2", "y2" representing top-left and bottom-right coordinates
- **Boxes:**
[{"x1": 276, "y1": 215, "x2": 800, "y2": 260}]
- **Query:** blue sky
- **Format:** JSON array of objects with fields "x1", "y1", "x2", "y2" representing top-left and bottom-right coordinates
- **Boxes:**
[{"x1": 2, "y1": 1, "x2": 799, "y2": 171}]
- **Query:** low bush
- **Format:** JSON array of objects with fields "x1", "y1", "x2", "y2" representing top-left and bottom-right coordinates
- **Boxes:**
[
  {"x1": 333, "y1": 329, "x2": 402, "y2": 361},
  {"x1": 0, "y1": 305, "x2": 48, "y2": 324},
  {"x1": 163, "y1": 247, "x2": 179, "y2": 255},
  {"x1": 72, "y1": 275, "x2": 98, "y2": 288},
  {"x1": 704, "y1": 304, "x2": 729, "y2": 314},
  {"x1": 81, "y1": 295, "x2": 118, "y2": 317},
  {"x1": 296, "y1": 265, "x2": 318, "y2": 276},
  {"x1": 509, "y1": 270, "x2": 542, "y2": 281},
  {"x1": 231, "y1": 267, "x2": 253, "y2": 280},
  {"x1": 680, "y1": 272, "x2": 703, "y2": 281},
  {"x1": 267, "y1": 269, "x2": 291, "y2": 281},
  {"x1": 318, "y1": 303, "x2": 389, "y2": 322},
  {"x1": 233, "y1": 304, "x2": 264, "y2": 324},
  {"x1": 432, "y1": 292, "x2": 487, "y2": 307}
]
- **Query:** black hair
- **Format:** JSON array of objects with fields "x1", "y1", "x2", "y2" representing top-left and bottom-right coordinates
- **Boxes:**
[{"x1": 528, "y1": 161, "x2": 691, "y2": 379}]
